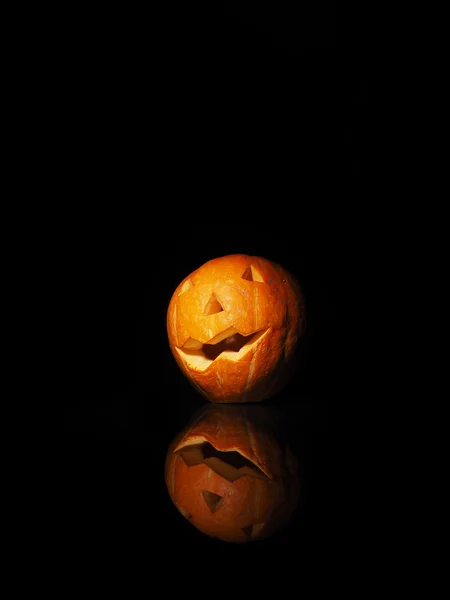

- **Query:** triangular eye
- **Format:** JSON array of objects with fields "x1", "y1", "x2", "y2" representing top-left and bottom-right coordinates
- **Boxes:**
[
  {"x1": 241, "y1": 265, "x2": 264, "y2": 282},
  {"x1": 242, "y1": 523, "x2": 265, "y2": 538},
  {"x1": 178, "y1": 278, "x2": 194, "y2": 295},
  {"x1": 203, "y1": 293, "x2": 224, "y2": 315},
  {"x1": 201, "y1": 490, "x2": 223, "y2": 513}
]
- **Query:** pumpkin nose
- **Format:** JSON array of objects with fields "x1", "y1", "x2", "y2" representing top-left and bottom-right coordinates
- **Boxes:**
[{"x1": 203, "y1": 292, "x2": 224, "y2": 316}]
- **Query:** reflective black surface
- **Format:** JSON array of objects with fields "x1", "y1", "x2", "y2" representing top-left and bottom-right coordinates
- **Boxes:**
[{"x1": 61, "y1": 1, "x2": 368, "y2": 583}]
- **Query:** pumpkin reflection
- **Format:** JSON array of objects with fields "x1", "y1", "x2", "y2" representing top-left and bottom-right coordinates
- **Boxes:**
[{"x1": 165, "y1": 403, "x2": 301, "y2": 543}]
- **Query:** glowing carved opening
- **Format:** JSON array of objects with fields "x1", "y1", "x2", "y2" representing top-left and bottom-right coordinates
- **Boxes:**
[
  {"x1": 203, "y1": 293, "x2": 223, "y2": 315},
  {"x1": 201, "y1": 490, "x2": 223, "y2": 513},
  {"x1": 179, "y1": 279, "x2": 194, "y2": 295},
  {"x1": 177, "y1": 327, "x2": 270, "y2": 371},
  {"x1": 176, "y1": 441, "x2": 269, "y2": 482},
  {"x1": 242, "y1": 265, "x2": 264, "y2": 283},
  {"x1": 242, "y1": 523, "x2": 265, "y2": 538},
  {"x1": 203, "y1": 331, "x2": 255, "y2": 361}
]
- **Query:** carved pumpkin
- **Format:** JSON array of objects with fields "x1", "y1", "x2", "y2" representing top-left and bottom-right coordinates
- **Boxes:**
[
  {"x1": 166, "y1": 253, "x2": 305, "y2": 403},
  {"x1": 165, "y1": 403, "x2": 300, "y2": 543}
]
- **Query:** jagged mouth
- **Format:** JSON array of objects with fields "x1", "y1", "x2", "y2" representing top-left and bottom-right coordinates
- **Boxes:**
[
  {"x1": 175, "y1": 440, "x2": 269, "y2": 482},
  {"x1": 176, "y1": 327, "x2": 269, "y2": 371}
]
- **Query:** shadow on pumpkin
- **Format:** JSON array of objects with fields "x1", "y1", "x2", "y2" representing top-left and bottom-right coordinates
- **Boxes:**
[{"x1": 165, "y1": 401, "x2": 302, "y2": 543}]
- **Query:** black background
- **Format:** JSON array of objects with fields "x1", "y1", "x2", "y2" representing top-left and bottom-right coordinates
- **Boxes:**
[{"x1": 61, "y1": 1, "x2": 369, "y2": 585}]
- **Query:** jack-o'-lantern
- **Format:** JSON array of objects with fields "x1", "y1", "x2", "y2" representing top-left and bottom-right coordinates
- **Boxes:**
[
  {"x1": 165, "y1": 403, "x2": 301, "y2": 543},
  {"x1": 166, "y1": 254, "x2": 305, "y2": 403}
]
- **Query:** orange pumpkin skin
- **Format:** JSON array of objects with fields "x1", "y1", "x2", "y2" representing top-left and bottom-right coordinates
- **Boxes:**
[
  {"x1": 165, "y1": 404, "x2": 300, "y2": 543},
  {"x1": 166, "y1": 254, "x2": 305, "y2": 403}
]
